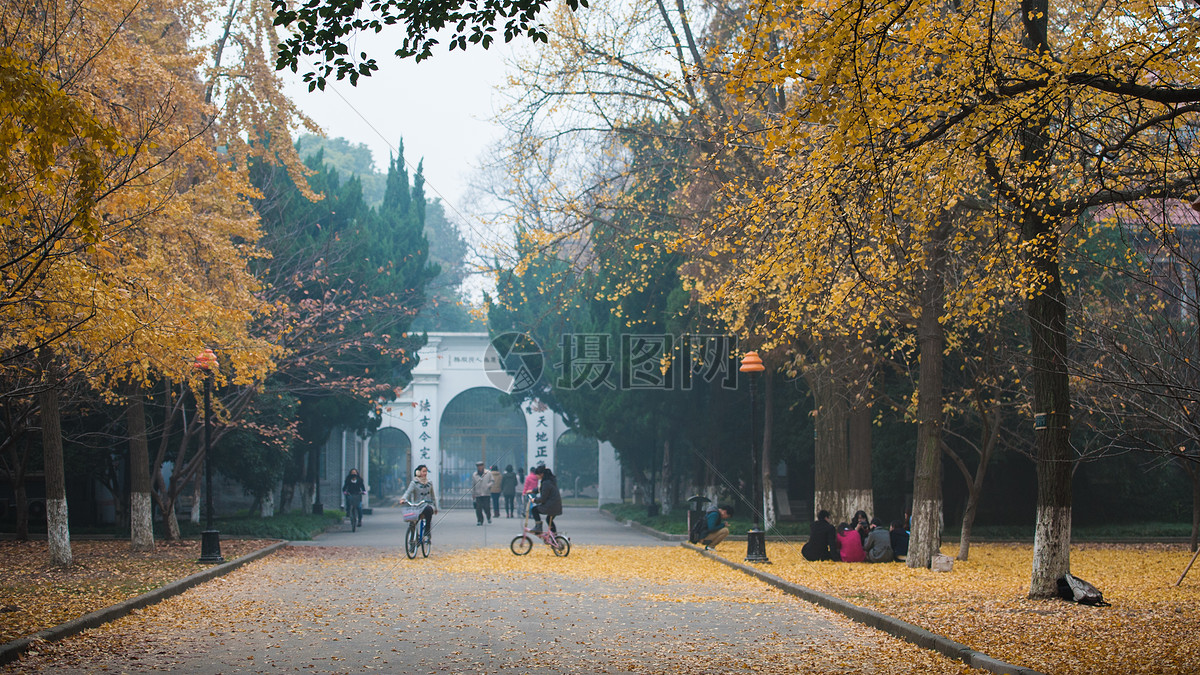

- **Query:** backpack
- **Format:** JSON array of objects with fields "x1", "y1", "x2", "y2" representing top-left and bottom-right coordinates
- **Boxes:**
[
  {"x1": 1056, "y1": 573, "x2": 1111, "y2": 607},
  {"x1": 688, "y1": 513, "x2": 710, "y2": 544}
]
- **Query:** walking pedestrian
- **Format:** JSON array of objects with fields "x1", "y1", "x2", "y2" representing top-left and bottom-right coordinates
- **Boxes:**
[
  {"x1": 501, "y1": 465, "x2": 519, "y2": 518},
  {"x1": 489, "y1": 464, "x2": 502, "y2": 517},
  {"x1": 470, "y1": 461, "x2": 495, "y2": 525}
]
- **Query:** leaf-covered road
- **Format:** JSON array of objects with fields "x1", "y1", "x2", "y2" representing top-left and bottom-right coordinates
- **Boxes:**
[{"x1": 4, "y1": 545, "x2": 981, "y2": 674}]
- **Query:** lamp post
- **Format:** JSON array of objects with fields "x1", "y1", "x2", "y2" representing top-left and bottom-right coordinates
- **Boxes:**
[
  {"x1": 739, "y1": 351, "x2": 769, "y2": 563},
  {"x1": 194, "y1": 349, "x2": 224, "y2": 564}
]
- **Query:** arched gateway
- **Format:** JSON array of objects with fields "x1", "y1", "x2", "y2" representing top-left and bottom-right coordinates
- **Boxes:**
[{"x1": 340, "y1": 333, "x2": 621, "y2": 510}]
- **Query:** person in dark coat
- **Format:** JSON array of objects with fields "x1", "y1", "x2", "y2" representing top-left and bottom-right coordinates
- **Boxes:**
[
  {"x1": 500, "y1": 465, "x2": 519, "y2": 518},
  {"x1": 890, "y1": 519, "x2": 910, "y2": 562},
  {"x1": 801, "y1": 509, "x2": 839, "y2": 561},
  {"x1": 530, "y1": 465, "x2": 562, "y2": 533}
]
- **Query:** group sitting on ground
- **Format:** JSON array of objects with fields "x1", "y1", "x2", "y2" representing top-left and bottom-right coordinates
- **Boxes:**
[{"x1": 801, "y1": 509, "x2": 909, "y2": 563}]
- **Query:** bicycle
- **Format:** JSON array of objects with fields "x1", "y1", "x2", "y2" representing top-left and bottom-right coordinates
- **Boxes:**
[
  {"x1": 403, "y1": 500, "x2": 431, "y2": 559},
  {"x1": 510, "y1": 496, "x2": 569, "y2": 556},
  {"x1": 344, "y1": 492, "x2": 363, "y2": 533}
]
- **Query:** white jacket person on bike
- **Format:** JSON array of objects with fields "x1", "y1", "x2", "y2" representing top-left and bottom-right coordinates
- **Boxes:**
[{"x1": 401, "y1": 464, "x2": 438, "y2": 540}]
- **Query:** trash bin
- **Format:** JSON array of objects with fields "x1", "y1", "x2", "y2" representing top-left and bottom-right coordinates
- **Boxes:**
[{"x1": 687, "y1": 495, "x2": 711, "y2": 538}]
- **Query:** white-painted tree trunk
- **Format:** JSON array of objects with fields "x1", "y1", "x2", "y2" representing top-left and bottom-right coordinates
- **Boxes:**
[
  {"x1": 190, "y1": 478, "x2": 201, "y2": 524},
  {"x1": 1031, "y1": 504, "x2": 1071, "y2": 596},
  {"x1": 300, "y1": 482, "x2": 314, "y2": 515},
  {"x1": 130, "y1": 492, "x2": 154, "y2": 551},
  {"x1": 260, "y1": 491, "x2": 275, "y2": 518},
  {"x1": 47, "y1": 498, "x2": 71, "y2": 566}
]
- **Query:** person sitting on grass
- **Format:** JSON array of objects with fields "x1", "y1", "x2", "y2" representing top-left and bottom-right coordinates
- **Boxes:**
[
  {"x1": 801, "y1": 509, "x2": 839, "y2": 561},
  {"x1": 837, "y1": 522, "x2": 867, "y2": 562},
  {"x1": 863, "y1": 517, "x2": 894, "y2": 563},
  {"x1": 890, "y1": 519, "x2": 910, "y2": 562},
  {"x1": 699, "y1": 503, "x2": 734, "y2": 551}
]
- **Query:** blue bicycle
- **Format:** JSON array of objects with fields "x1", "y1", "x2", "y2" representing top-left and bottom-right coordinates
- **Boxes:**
[{"x1": 403, "y1": 500, "x2": 431, "y2": 559}]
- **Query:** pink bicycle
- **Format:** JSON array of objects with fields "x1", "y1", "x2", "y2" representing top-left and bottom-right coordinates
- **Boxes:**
[{"x1": 510, "y1": 497, "x2": 570, "y2": 556}]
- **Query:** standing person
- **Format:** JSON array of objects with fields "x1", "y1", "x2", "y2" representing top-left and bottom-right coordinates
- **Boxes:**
[
  {"x1": 489, "y1": 464, "x2": 503, "y2": 517},
  {"x1": 399, "y1": 464, "x2": 438, "y2": 542},
  {"x1": 522, "y1": 464, "x2": 541, "y2": 518},
  {"x1": 801, "y1": 509, "x2": 839, "y2": 561},
  {"x1": 863, "y1": 517, "x2": 894, "y2": 563},
  {"x1": 470, "y1": 461, "x2": 494, "y2": 525},
  {"x1": 501, "y1": 465, "x2": 519, "y2": 518},
  {"x1": 529, "y1": 465, "x2": 562, "y2": 533},
  {"x1": 341, "y1": 468, "x2": 367, "y2": 528},
  {"x1": 699, "y1": 503, "x2": 734, "y2": 551}
]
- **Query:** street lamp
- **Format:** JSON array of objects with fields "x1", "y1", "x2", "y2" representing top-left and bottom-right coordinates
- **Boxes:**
[
  {"x1": 194, "y1": 348, "x2": 224, "y2": 564},
  {"x1": 739, "y1": 350, "x2": 769, "y2": 563}
]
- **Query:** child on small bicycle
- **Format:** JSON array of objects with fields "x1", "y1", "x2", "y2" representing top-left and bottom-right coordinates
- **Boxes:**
[
  {"x1": 529, "y1": 465, "x2": 562, "y2": 534},
  {"x1": 400, "y1": 464, "x2": 438, "y2": 541}
]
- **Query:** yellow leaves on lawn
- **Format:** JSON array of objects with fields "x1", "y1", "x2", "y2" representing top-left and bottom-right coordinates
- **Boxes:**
[
  {"x1": 0, "y1": 539, "x2": 277, "y2": 644},
  {"x1": 745, "y1": 542, "x2": 1200, "y2": 675}
]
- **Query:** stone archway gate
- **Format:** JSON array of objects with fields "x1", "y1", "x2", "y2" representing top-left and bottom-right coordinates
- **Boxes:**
[{"x1": 348, "y1": 333, "x2": 621, "y2": 510}]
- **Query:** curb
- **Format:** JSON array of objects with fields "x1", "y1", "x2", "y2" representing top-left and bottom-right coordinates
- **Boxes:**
[
  {"x1": 684, "y1": 542, "x2": 1044, "y2": 675},
  {"x1": 0, "y1": 540, "x2": 288, "y2": 667},
  {"x1": 596, "y1": 508, "x2": 686, "y2": 541}
]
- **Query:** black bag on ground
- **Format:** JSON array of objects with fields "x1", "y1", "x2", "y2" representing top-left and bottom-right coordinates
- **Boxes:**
[
  {"x1": 688, "y1": 514, "x2": 710, "y2": 544},
  {"x1": 1056, "y1": 572, "x2": 1111, "y2": 606}
]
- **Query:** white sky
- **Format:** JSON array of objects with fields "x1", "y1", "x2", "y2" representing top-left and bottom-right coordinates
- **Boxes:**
[
  {"x1": 280, "y1": 34, "x2": 529, "y2": 299},
  {"x1": 280, "y1": 33, "x2": 519, "y2": 225}
]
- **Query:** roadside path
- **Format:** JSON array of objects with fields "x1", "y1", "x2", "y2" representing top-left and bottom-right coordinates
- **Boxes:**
[{"x1": 3, "y1": 508, "x2": 984, "y2": 674}]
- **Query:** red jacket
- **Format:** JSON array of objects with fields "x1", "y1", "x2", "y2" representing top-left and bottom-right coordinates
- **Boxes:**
[{"x1": 837, "y1": 528, "x2": 866, "y2": 562}]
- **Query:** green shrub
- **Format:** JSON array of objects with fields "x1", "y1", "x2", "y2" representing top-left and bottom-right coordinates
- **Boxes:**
[{"x1": 166, "y1": 511, "x2": 344, "y2": 540}]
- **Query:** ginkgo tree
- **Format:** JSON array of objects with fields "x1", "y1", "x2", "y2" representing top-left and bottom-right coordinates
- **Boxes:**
[
  {"x1": 0, "y1": 0, "x2": 319, "y2": 558},
  {"x1": 717, "y1": 0, "x2": 1200, "y2": 595}
]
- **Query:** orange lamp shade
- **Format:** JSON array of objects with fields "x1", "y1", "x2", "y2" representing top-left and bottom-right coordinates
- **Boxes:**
[{"x1": 739, "y1": 351, "x2": 765, "y2": 373}]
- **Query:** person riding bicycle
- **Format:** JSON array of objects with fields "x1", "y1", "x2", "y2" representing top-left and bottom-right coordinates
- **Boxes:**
[
  {"x1": 529, "y1": 465, "x2": 562, "y2": 534},
  {"x1": 400, "y1": 464, "x2": 438, "y2": 541},
  {"x1": 342, "y1": 468, "x2": 367, "y2": 527}
]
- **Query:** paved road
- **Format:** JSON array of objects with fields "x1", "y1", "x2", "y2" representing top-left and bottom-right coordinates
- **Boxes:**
[
  {"x1": 4, "y1": 508, "x2": 981, "y2": 674},
  {"x1": 301, "y1": 505, "x2": 674, "y2": 550}
]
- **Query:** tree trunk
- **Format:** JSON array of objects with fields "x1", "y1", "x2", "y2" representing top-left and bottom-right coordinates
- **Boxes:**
[
  {"x1": 909, "y1": 309, "x2": 945, "y2": 569},
  {"x1": 810, "y1": 363, "x2": 851, "y2": 523},
  {"x1": 127, "y1": 390, "x2": 154, "y2": 551},
  {"x1": 847, "y1": 396, "x2": 873, "y2": 519},
  {"x1": 300, "y1": 481, "x2": 313, "y2": 515},
  {"x1": 280, "y1": 481, "x2": 295, "y2": 513},
  {"x1": 190, "y1": 476, "x2": 202, "y2": 524},
  {"x1": 659, "y1": 439, "x2": 672, "y2": 516},
  {"x1": 14, "y1": 469, "x2": 28, "y2": 540},
  {"x1": 38, "y1": 371, "x2": 71, "y2": 566},
  {"x1": 1022, "y1": 209, "x2": 1073, "y2": 597},
  {"x1": 957, "y1": 467, "x2": 987, "y2": 561},
  {"x1": 909, "y1": 222, "x2": 949, "y2": 570},
  {"x1": 1011, "y1": 0, "x2": 1073, "y2": 600},
  {"x1": 762, "y1": 370, "x2": 775, "y2": 530},
  {"x1": 1187, "y1": 462, "x2": 1198, "y2": 553},
  {"x1": 4, "y1": 434, "x2": 31, "y2": 540}
]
